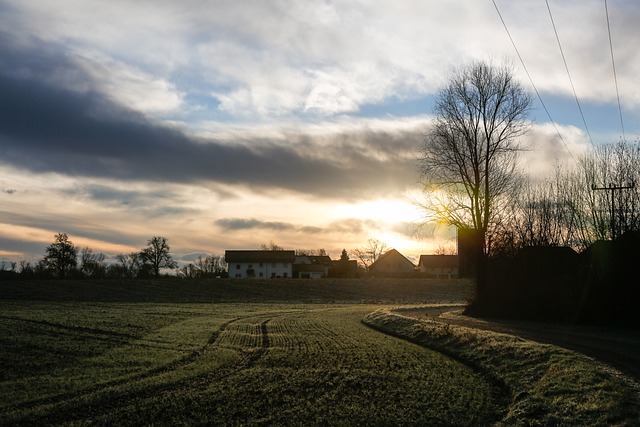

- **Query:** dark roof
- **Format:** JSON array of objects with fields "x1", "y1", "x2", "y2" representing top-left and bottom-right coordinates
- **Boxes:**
[
  {"x1": 419, "y1": 255, "x2": 458, "y2": 269},
  {"x1": 225, "y1": 250, "x2": 296, "y2": 263},
  {"x1": 295, "y1": 255, "x2": 332, "y2": 265}
]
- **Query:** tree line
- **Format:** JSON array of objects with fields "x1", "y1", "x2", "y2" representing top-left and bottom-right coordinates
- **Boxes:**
[
  {"x1": 420, "y1": 60, "x2": 639, "y2": 261},
  {"x1": 419, "y1": 59, "x2": 639, "y2": 325},
  {"x1": 1, "y1": 234, "x2": 226, "y2": 280}
]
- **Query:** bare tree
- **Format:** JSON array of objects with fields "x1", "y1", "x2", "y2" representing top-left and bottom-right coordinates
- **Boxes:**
[
  {"x1": 419, "y1": 60, "x2": 532, "y2": 302},
  {"x1": 80, "y1": 247, "x2": 106, "y2": 278},
  {"x1": 501, "y1": 165, "x2": 580, "y2": 251},
  {"x1": 116, "y1": 252, "x2": 145, "y2": 278},
  {"x1": 582, "y1": 141, "x2": 639, "y2": 242},
  {"x1": 295, "y1": 248, "x2": 327, "y2": 256},
  {"x1": 193, "y1": 255, "x2": 226, "y2": 278},
  {"x1": 141, "y1": 236, "x2": 177, "y2": 277},
  {"x1": 260, "y1": 241, "x2": 284, "y2": 251},
  {"x1": 434, "y1": 244, "x2": 456, "y2": 255},
  {"x1": 352, "y1": 239, "x2": 389, "y2": 272},
  {"x1": 419, "y1": 61, "x2": 531, "y2": 247}
]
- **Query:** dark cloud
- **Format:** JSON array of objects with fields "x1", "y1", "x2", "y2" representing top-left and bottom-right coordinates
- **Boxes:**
[
  {"x1": 2, "y1": 189, "x2": 17, "y2": 195},
  {"x1": 59, "y1": 184, "x2": 198, "y2": 217},
  {"x1": 215, "y1": 217, "x2": 373, "y2": 235},
  {"x1": 216, "y1": 218, "x2": 297, "y2": 232},
  {"x1": 0, "y1": 238, "x2": 46, "y2": 260},
  {"x1": 325, "y1": 218, "x2": 380, "y2": 235},
  {"x1": 0, "y1": 41, "x2": 422, "y2": 201},
  {"x1": 0, "y1": 210, "x2": 142, "y2": 250}
]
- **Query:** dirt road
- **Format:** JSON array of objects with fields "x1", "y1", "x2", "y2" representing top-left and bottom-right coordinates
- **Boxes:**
[{"x1": 399, "y1": 305, "x2": 640, "y2": 383}]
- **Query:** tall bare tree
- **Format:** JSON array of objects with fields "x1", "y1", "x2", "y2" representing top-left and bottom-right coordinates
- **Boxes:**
[
  {"x1": 419, "y1": 60, "x2": 531, "y2": 302},
  {"x1": 141, "y1": 236, "x2": 177, "y2": 277},
  {"x1": 80, "y1": 247, "x2": 106, "y2": 278},
  {"x1": 116, "y1": 252, "x2": 146, "y2": 278}
]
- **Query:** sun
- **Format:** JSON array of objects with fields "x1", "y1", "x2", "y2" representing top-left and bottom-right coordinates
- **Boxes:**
[{"x1": 330, "y1": 197, "x2": 429, "y2": 256}]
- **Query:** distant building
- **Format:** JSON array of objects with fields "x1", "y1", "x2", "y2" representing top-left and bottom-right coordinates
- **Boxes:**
[
  {"x1": 225, "y1": 250, "x2": 295, "y2": 278},
  {"x1": 293, "y1": 255, "x2": 332, "y2": 279},
  {"x1": 368, "y1": 249, "x2": 416, "y2": 277},
  {"x1": 418, "y1": 255, "x2": 458, "y2": 279}
]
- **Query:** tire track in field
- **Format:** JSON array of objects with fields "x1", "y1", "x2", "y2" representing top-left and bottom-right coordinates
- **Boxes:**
[
  {"x1": 0, "y1": 315, "x2": 138, "y2": 340},
  {"x1": 6, "y1": 315, "x2": 274, "y2": 424}
]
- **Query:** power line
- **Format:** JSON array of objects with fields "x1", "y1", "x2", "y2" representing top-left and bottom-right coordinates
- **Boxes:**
[
  {"x1": 491, "y1": 0, "x2": 577, "y2": 165},
  {"x1": 545, "y1": 0, "x2": 594, "y2": 146},
  {"x1": 604, "y1": 0, "x2": 626, "y2": 141}
]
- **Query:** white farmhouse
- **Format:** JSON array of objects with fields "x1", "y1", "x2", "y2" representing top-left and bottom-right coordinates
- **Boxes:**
[{"x1": 225, "y1": 250, "x2": 296, "y2": 278}]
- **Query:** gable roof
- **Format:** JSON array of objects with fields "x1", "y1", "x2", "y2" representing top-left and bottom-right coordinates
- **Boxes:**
[
  {"x1": 225, "y1": 250, "x2": 296, "y2": 263},
  {"x1": 369, "y1": 249, "x2": 415, "y2": 270}
]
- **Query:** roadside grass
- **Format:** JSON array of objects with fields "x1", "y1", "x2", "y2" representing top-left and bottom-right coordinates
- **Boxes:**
[
  {"x1": 0, "y1": 298, "x2": 502, "y2": 425},
  {"x1": 363, "y1": 308, "x2": 640, "y2": 426}
]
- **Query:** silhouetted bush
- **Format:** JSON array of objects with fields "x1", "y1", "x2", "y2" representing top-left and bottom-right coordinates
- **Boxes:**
[{"x1": 467, "y1": 231, "x2": 640, "y2": 329}]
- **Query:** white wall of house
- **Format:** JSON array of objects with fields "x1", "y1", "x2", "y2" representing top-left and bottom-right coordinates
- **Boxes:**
[{"x1": 230, "y1": 261, "x2": 292, "y2": 278}]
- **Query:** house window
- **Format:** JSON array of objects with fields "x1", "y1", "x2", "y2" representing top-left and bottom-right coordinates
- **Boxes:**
[
  {"x1": 236, "y1": 264, "x2": 241, "y2": 270},
  {"x1": 282, "y1": 262, "x2": 288, "y2": 268},
  {"x1": 259, "y1": 272, "x2": 264, "y2": 277},
  {"x1": 259, "y1": 262, "x2": 264, "y2": 267}
]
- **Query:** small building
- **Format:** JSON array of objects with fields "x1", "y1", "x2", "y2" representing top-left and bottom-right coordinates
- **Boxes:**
[
  {"x1": 368, "y1": 249, "x2": 416, "y2": 277},
  {"x1": 225, "y1": 250, "x2": 295, "y2": 278},
  {"x1": 293, "y1": 255, "x2": 332, "y2": 279},
  {"x1": 418, "y1": 254, "x2": 459, "y2": 279}
]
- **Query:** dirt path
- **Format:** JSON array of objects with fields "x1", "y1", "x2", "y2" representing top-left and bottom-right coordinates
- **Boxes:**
[{"x1": 398, "y1": 306, "x2": 640, "y2": 383}]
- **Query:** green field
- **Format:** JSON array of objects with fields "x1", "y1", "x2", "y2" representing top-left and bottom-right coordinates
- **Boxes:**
[
  {"x1": 0, "y1": 278, "x2": 500, "y2": 425},
  {"x1": 1, "y1": 278, "x2": 637, "y2": 425}
]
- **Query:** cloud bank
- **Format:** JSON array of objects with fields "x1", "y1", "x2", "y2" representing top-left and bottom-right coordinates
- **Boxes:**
[{"x1": 1, "y1": 0, "x2": 638, "y2": 263}]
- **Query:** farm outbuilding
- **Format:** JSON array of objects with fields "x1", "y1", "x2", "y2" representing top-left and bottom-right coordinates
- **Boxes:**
[
  {"x1": 368, "y1": 249, "x2": 416, "y2": 277},
  {"x1": 293, "y1": 255, "x2": 332, "y2": 278},
  {"x1": 418, "y1": 255, "x2": 458, "y2": 279}
]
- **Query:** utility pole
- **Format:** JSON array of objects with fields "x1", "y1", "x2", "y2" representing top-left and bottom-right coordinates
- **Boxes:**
[{"x1": 591, "y1": 182, "x2": 635, "y2": 240}]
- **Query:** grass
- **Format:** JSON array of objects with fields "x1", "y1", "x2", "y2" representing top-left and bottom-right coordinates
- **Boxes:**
[
  {"x1": 0, "y1": 301, "x2": 502, "y2": 425},
  {"x1": 1, "y1": 278, "x2": 638, "y2": 425},
  {"x1": 363, "y1": 308, "x2": 640, "y2": 426},
  {"x1": 0, "y1": 277, "x2": 473, "y2": 303}
]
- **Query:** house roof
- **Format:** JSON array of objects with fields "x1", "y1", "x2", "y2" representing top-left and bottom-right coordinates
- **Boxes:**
[
  {"x1": 419, "y1": 254, "x2": 458, "y2": 269},
  {"x1": 294, "y1": 255, "x2": 332, "y2": 265},
  {"x1": 225, "y1": 250, "x2": 296, "y2": 263},
  {"x1": 369, "y1": 249, "x2": 415, "y2": 270}
]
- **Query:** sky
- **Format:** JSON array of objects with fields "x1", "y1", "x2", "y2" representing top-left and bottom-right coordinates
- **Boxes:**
[{"x1": 1, "y1": 0, "x2": 639, "y2": 267}]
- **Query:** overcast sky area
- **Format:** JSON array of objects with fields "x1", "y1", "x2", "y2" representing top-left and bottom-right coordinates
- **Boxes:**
[{"x1": 1, "y1": 0, "x2": 639, "y2": 266}]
